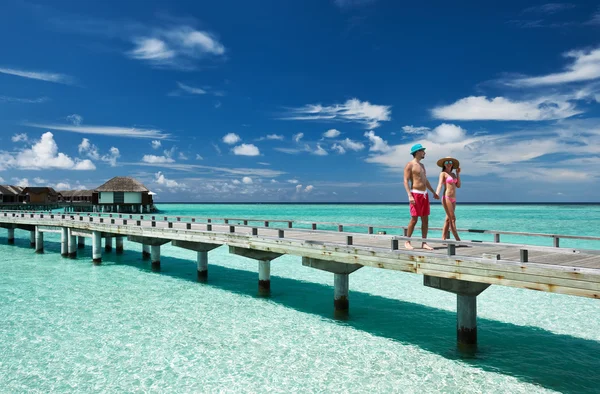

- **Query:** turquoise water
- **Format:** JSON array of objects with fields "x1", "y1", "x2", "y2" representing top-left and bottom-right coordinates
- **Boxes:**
[{"x1": 1, "y1": 204, "x2": 599, "y2": 393}]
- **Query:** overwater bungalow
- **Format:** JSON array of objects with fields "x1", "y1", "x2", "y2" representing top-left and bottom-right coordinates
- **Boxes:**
[
  {"x1": 21, "y1": 187, "x2": 59, "y2": 204},
  {"x1": 92, "y1": 176, "x2": 155, "y2": 213},
  {"x1": 0, "y1": 185, "x2": 25, "y2": 204}
]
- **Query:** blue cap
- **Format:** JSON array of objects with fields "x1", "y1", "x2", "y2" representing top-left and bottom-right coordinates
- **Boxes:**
[{"x1": 410, "y1": 143, "x2": 426, "y2": 154}]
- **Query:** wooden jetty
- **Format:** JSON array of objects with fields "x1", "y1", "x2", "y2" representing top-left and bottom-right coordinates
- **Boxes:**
[{"x1": 1, "y1": 210, "x2": 599, "y2": 349}]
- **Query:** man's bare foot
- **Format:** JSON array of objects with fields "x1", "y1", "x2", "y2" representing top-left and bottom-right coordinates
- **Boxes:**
[
  {"x1": 405, "y1": 242, "x2": 414, "y2": 250},
  {"x1": 422, "y1": 243, "x2": 434, "y2": 250}
]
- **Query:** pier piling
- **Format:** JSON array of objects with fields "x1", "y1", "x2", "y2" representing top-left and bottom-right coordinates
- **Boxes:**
[
  {"x1": 78, "y1": 236, "x2": 85, "y2": 249},
  {"x1": 61, "y1": 227, "x2": 69, "y2": 257},
  {"x1": 115, "y1": 236, "x2": 124, "y2": 254},
  {"x1": 68, "y1": 229, "x2": 76, "y2": 258},
  {"x1": 151, "y1": 245, "x2": 161, "y2": 270},
  {"x1": 35, "y1": 226, "x2": 43, "y2": 253},
  {"x1": 92, "y1": 231, "x2": 102, "y2": 264},
  {"x1": 142, "y1": 244, "x2": 150, "y2": 260},
  {"x1": 197, "y1": 251, "x2": 208, "y2": 281},
  {"x1": 7, "y1": 228, "x2": 14, "y2": 244},
  {"x1": 334, "y1": 273, "x2": 349, "y2": 314},
  {"x1": 105, "y1": 236, "x2": 113, "y2": 252},
  {"x1": 29, "y1": 230, "x2": 35, "y2": 248},
  {"x1": 258, "y1": 260, "x2": 271, "y2": 296}
]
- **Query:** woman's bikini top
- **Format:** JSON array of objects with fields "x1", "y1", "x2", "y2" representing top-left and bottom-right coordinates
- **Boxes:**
[{"x1": 446, "y1": 175, "x2": 458, "y2": 184}]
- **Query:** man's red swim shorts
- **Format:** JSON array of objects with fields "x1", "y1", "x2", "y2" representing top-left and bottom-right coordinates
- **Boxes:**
[{"x1": 409, "y1": 191, "x2": 430, "y2": 217}]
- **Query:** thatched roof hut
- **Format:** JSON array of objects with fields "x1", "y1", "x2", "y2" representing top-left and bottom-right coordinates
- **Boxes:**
[{"x1": 95, "y1": 177, "x2": 149, "y2": 192}]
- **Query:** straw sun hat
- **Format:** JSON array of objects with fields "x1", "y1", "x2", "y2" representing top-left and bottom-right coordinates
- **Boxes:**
[{"x1": 436, "y1": 156, "x2": 460, "y2": 168}]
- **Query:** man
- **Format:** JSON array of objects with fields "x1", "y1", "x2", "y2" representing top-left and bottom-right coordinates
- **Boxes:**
[{"x1": 403, "y1": 143, "x2": 439, "y2": 250}]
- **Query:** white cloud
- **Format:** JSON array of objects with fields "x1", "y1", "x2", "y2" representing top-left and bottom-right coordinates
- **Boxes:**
[
  {"x1": 222, "y1": 133, "x2": 241, "y2": 144},
  {"x1": 274, "y1": 147, "x2": 302, "y2": 154},
  {"x1": 55, "y1": 182, "x2": 71, "y2": 190},
  {"x1": 33, "y1": 177, "x2": 46, "y2": 185},
  {"x1": 0, "y1": 96, "x2": 48, "y2": 104},
  {"x1": 242, "y1": 176, "x2": 253, "y2": 184},
  {"x1": 431, "y1": 96, "x2": 580, "y2": 121},
  {"x1": 332, "y1": 143, "x2": 346, "y2": 154},
  {"x1": 13, "y1": 178, "x2": 29, "y2": 187},
  {"x1": 11, "y1": 133, "x2": 28, "y2": 142},
  {"x1": 232, "y1": 143, "x2": 260, "y2": 156},
  {"x1": 178, "y1": 152, "x2": 189, "y2": 160},
  {"x1": 402, "y1": 125, "x2": 430, "y2": 135},
  {"x1": 0, "y1": 67, "x2": 75, "y2": 85},
  {"x1": 0, "y1": 177, "x2": 4, "y2": 182},
  {"x1": 305, "y1": 185, "x2": 314, "y2": 192},
  {"x1": 177, "y1": 82, "x2": 206, "y2": 95},
  {"x1": 313, "y1": 144, "x2": 328, "y2": 156},
  {"x1": 142, "y1": 154, "x2": 175, "y2": 164},
  {"x1": 340, "y1": 138, "x2": 365, "y2": 151},
  {"x1": 293, "y1": 132, "x2": 304, "y2": 143},
  {"x1": 67, "y1": 114, "x2": 83, "y2": 126},
  {"x1": 232, "y1": 179, "x2": 241, "y2": 185},
  {"x1": 196, "y1": 154, "x2": 203, "y2": 160},
  {"x1": 511, "y1": 47, "x2": 600, "y2": 86},
  {"x1": 323, "y1": 129, "x2": 341, "y2": 138},
  {"x1": 284, "y1": 98, "x2": 391, "y2": 129},
  {"x1": 25, "y1": 123, "x2": 170, "y2": 139},
  {"x1": 426, "y1": 123, "x2": 467, "y2": 143},
  {"x1": 127, "y1": 26, "x2": 225, "y2": 69},
  {"x1": 296, "y1": 184, "x2": 303, "y2": 193},
  {"x1": 154, "y1": 171, "x2": 186, "y2": 189},
  {"x1": 364, "y1": 130, "x2": 391, "y2": 152},
  {"x1": 104, "y1": 147, "x2": 120, "y2": 167},
  {"x1": 287, "y1": 179, "x2": 299, "y2": 184},
  {"x1": 151, "y1": 140, "x2": 162, "y2": 149},
  {"x1": 265, "y1": 134, "x2": 284, "y2": 141},
  {"x1": 78, "y1": 138, "x2": 100, "y2": 159},
  {"x1": 0, "y1": 132, "x2": 95, "y2": 171}
]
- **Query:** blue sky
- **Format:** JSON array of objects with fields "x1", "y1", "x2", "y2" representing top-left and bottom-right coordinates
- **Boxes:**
[{"x1": 1, "y1": 0, "x2": 599, "y2": 202}]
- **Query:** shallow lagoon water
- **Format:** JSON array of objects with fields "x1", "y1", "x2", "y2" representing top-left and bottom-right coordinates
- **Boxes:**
[{"x1": 1, "y1": 204, "x2": 599, "y2": 393}]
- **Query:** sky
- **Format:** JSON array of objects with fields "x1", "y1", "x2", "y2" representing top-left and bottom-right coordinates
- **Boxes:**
[{"x1": 1, "y1": 0, "x2": 599, "y2": 202}]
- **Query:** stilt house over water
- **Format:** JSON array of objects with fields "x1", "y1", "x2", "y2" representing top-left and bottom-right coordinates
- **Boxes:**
[{"x1": 92, "y1": 176, "x2": 155, "y2": 213}]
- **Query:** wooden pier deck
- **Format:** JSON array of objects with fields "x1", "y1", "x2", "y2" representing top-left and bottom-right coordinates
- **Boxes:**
[{"x1": 1, "y1": 210, "x2": 599, "y2": 348}]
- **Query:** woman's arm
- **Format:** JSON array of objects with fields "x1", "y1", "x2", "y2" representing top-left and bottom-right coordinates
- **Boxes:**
[
  {"x1": 456, "y1": 168, "x2": 461, "y2": 188},
  {"x1": 436, "y1": 172, "x2": 444, "y2": 196}
]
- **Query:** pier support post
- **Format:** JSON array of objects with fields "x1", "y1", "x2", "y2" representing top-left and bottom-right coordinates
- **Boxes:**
[
  {"x1": 115, "y1": 236, "x2": 124, "y2": 254},
  {"x1": 78, "y1": 236, "x2": 85, "y2": 249},
  {"x1": 7, "y1": 228, "x2": 14, "y2": 244},
  {"x1": 302, "y1": 257, "x2": 362, "y2": 316},
  {"x1": 423, "y1": 276, "x2": 490, "y2": 349},
  {"x1": 171, "y1": 240, "x2": 220, "y2": 282},
  {"x1": 151, "y1": 245, "x2": 161, "y2": 270},
  {"x1": 92, "y1": 231, "x2": 102, "y2": 265},
  {"x1": 35, "y1": 226, "x2": 44, "y2": 254},
  {"x1": 105, "y1": 236, "x2": 113, "y2": 252},
  {"x1": 334, "y1": 273, "x2": 349, "y2": 313},
  {"x1": 30, "y1": 230, "x2": 35, "y2": 248},
  {"x1": 142, "y1": 244, "x2": 150, "y2": 260},
  {"x1": 228, "y1": 246, "x2": 283, "y2": 296},
  {"x1": 61, "y1": 227, "x2": 69, "y2": 257},
  {"x1": 258, "y1": 260, "x2": 271, "y2": 296},
  {"x1": 197, "y1": 251, "x2": 208, "y2": 281},
  {"x1": 68, "y1": 229, "x2": 76, "y2": 258}
]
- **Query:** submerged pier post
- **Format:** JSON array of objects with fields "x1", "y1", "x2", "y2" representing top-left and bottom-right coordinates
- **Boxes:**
[
  {"x1": 35, "y1": 226, "x2": 44, "y2": 254},
  {"x1": 29, "y1": 230, "x2": 35, "y2": 248},
  {"x1": 142, "y1": 244, "x2": 150, "y2": 260},
  {"x1": 7, "y1": 228, "x2": 14, "y2": 244},
  {"x1": 105, "y1": 236, "x2": 113, "y2": 252},
  {"x1": 151, "y1": 245, "x2": 161, "y2": 270},
  {"x1": 115, "y1": 236, "x2": 124, "y2": 254},
  {"x1": 258, "y1": 260, "x2": 271, "y2": 296},
  {"x1": 423, "y1": 276, "x2": 490, "y2": 349},
  {"x1": 78, "y1": 236, "x2": 85, "y2": 249},
  {"x1": 68, "y1": 228, "x2": 76, "y2": 258},
  {"x1": 92, "y1": 231, "x2": 102, "y2": 265},
  {"x1": 197, "y1": 251, "x2": 208, "y2": 281},
  {"x1": 334, "y1": 273, "x2": 349, "y2": 313},
  {"x1": 61, "y1": 227, "x2": 69, "y2": 257}
]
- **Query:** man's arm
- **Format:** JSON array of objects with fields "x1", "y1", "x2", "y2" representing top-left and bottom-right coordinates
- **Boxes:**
[
  {"x1": 403, "y1": 163, "x2": 414, "y2": 204},
  {"x1": 426, "y1": 179, "x2": 439, "y2": 199}
]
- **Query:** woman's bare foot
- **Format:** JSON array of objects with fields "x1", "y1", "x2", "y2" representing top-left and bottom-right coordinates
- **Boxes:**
[
  {"x1": 422, "y1": 243, "x2": 434, "y2": 250},
  {"x1": 405, "y1": 241, "x2": 414, "y2": 250}
]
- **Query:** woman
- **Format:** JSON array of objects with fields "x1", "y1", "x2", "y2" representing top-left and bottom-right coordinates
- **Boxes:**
[{"x1": 435, "y1": 157, "x2": 461, "y2": 241}]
